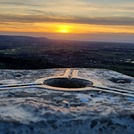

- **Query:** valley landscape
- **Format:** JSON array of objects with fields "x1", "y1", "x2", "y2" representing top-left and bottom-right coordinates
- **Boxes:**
[{"x1": 0, "y1": 35, "x2": 134, "y2": 77}]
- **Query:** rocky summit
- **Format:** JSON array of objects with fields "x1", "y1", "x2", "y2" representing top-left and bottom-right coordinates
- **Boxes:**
[{"x1": 0, "y1": 68, "x2": 134, "y2": 134}]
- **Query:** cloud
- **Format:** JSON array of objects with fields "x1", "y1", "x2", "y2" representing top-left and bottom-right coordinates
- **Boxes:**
[
  {"x1": 0, "y1": 0, "x2": 133, "y2": 29},
  {"x1": 0, "y1": 14, "x2": 134, "y2": 26},
  {"x1": 1, "y1": 0, "x2": 134, "y2": 16}
]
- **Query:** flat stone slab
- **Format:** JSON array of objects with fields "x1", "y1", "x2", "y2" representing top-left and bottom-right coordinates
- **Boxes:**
[{"x1": 0, "y1": 68, "x2": 134, "y2": 134}]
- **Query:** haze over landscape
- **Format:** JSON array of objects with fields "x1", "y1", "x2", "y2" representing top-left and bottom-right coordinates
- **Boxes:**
[{"x1": 0, "y1": 0, "x2": 134, "y2": 42}]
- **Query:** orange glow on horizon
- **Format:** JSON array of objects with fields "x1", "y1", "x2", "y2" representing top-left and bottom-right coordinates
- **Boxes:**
[{"x1": 0, "y1": 22, "x2": 134, "y2": 34}]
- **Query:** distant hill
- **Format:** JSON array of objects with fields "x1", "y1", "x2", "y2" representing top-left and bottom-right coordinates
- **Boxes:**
[
  {"x1": 0, "y1": 35, "x2": 48, "y2": 41},
  {"x1": 0, "y1": 35, "x2": 49, "y2": 49}
]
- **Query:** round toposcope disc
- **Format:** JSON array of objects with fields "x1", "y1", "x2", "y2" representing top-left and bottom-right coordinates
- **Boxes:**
[
  {"x1": 44, "y1": 77, "x2": 93, "y2": 88},
  {"x1": 35, "y1": 77, "x2": 94, "y2": 92}
]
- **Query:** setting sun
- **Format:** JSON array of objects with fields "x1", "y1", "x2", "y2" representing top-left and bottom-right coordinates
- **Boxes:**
[{"x1": 57, "y1": 25, "x2": 71, "y2": 33}]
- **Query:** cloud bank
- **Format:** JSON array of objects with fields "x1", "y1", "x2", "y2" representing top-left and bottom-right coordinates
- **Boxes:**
[{"x1": 0, "y1": 0, "x2": 134, "y2": 35}]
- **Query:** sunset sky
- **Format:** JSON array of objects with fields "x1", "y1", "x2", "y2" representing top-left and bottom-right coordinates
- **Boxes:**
[{"x1": 0, "y1": 0, "x2": 134, "y2": 42}]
